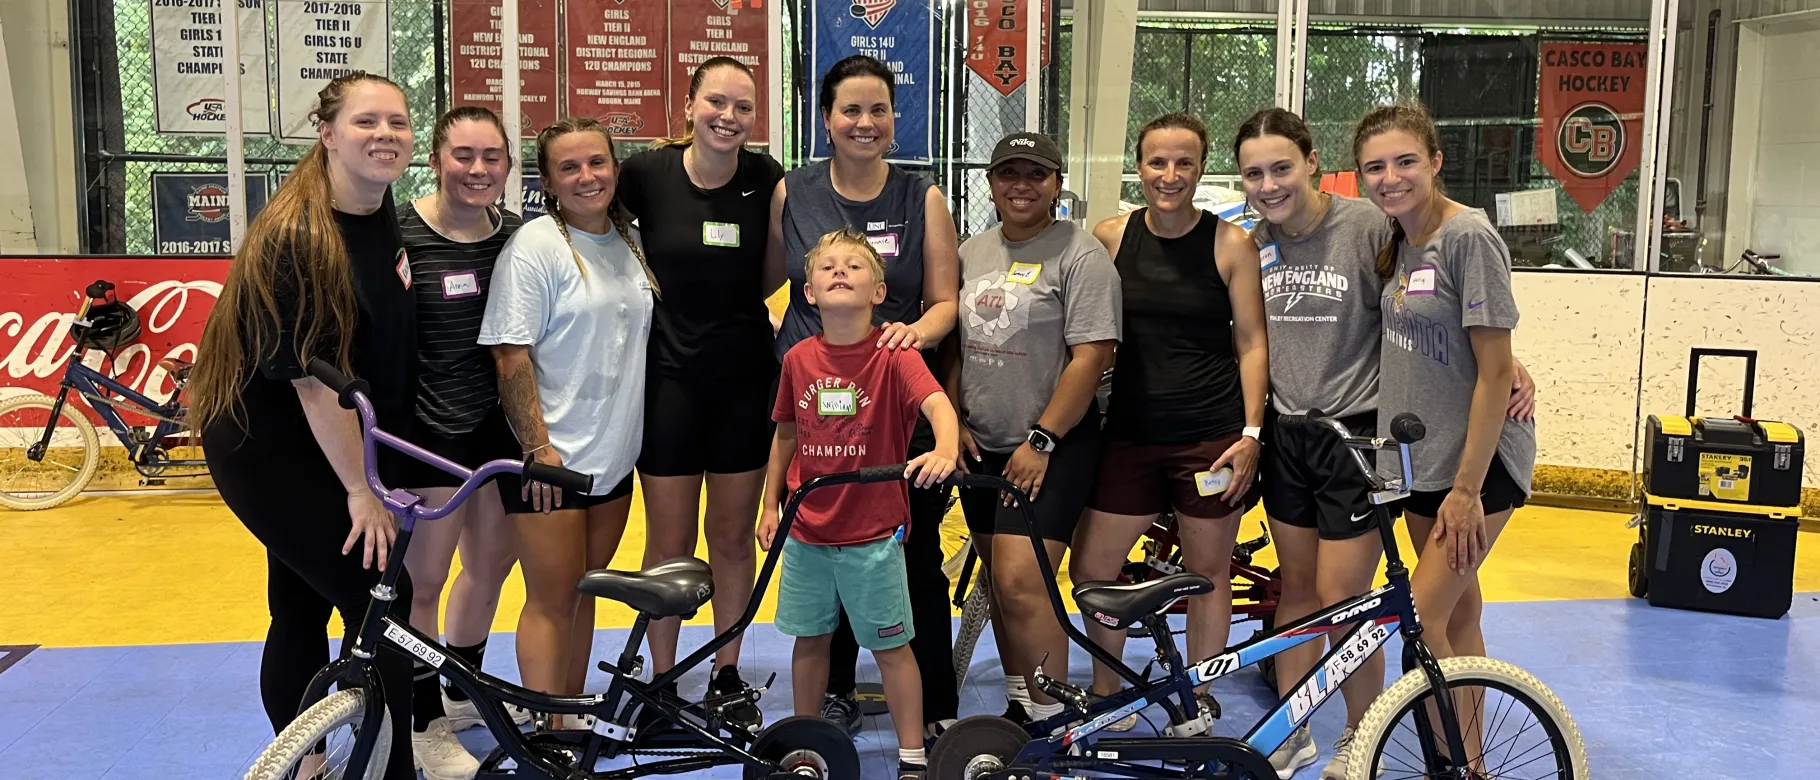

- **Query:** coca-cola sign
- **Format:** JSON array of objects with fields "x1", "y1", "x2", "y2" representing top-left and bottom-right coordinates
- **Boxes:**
[{"x1": 1, "y1": 257, "x2": 229, "y2": 427}]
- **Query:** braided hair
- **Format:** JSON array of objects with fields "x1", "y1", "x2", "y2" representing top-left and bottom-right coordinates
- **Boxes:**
[{"x1": 535, "y1": 117, "x2": 660, "y2": 298}]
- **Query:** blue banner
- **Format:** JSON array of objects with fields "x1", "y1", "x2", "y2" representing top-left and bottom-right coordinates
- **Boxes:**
[
  {"x1": 806, "y1": 0, "x2": 937, "y2": 165},
  {"x1": 151, "y1": 172, "x2": 272, "y2": 256},
  {"x1": 520, "y1": 178, "x2": 547, "y2": 220}
]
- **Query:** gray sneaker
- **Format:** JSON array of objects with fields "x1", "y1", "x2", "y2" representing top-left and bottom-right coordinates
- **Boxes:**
[
  {"x1": 1324, "y1": 726, "x2": 1382, "y2": 779},
  {"x1": 1270, "y1": 723, "x2": 1318, "y2": 779}
]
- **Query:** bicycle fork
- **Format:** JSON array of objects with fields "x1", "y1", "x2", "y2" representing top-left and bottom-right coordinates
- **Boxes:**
[
  {"x1": 25, "y1": 385, "x2": 78, "y2": 462},
  {"x1": 1390, "y1": 562, "x2": 1474, "y2": 778}
]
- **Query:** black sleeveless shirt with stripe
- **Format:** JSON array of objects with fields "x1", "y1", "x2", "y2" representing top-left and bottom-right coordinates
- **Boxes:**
[{"x1": 1104, "y1": 208, "x2": 1245, "y2": 444}]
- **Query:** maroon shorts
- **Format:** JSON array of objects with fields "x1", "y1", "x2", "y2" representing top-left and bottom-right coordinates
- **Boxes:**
[{"x1": 1088, "y1": 433, "x2": 1260, "y2": 518}]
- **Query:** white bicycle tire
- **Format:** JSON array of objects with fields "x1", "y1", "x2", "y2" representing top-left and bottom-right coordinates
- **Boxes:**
[
  {"x1": 0, "y1": 394, "x2": 101, "y2": 511},
  {"x1": 1347, "y1": 655, "x2": 1589, "y2": 780},
  {"x1": 243, "y1": 688, "x2": 393, "y2": 780}
]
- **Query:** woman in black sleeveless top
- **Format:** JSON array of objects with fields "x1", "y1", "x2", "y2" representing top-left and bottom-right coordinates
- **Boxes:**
[{"x1": 1071, "y1": 112, "x2": 1269, "y2": 729}]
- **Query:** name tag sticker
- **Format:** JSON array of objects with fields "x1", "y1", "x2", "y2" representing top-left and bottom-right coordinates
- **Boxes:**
[
  {"x1": 1006, "y1": 262, "x2": 1042, "y2": 284},
  {"x1": 441, "y1": 271, "x2": 480, "y2": 299},
  {"x1": 1407, "y1": 266, "x2": 1437, "y2": 295},
  {"x1": 1258, "y1": 242, "x2": 1280, "y2": 270},
  {"x1": 1194, "y1": 467, "x2": 1233, "y2": 497},
  {"x1": 817, "y1": 387, "x2": 857, "y2": 416},
  {"x1": 703, "y1": 222, "x2": 740, "y2": 248},
  {"x1": 866, "y1": 233, "x2": 900, "y2": 257}
]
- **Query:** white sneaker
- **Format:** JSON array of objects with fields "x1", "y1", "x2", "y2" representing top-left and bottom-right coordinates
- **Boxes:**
[
  {"x1": 1323, "y1": 726, "x2": 1380, "y2": 779},
  {"x1": 411, "y1": 717, "x2": 481, "y2": 780},
  {"x1": 443, "y1": 691, "x2": 532, "y2": 732},
  {"x1": 1270, "y1": 723, "x2": 1318, "y2": 779}
]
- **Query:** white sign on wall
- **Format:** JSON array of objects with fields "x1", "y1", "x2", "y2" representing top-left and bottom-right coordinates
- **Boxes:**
[
  {"x1": 275, "y1": 0, "x2": 391, "y2": 142},
  {"x1": 150, "y1": 0, "x2": 273, "y2": 135}
]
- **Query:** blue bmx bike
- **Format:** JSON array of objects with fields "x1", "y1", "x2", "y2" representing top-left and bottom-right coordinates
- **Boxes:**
[
  {"x1": 0, "y1": 279, "x2": 207, "y2": 511},
  {"x1": 928, "y1": 413, "x2": 1588, "y2": 780}
]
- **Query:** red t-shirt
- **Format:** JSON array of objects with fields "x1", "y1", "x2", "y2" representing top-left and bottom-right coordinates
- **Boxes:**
[{"x1": 772, "y1": 329, "x2": 943, "y2": 546}]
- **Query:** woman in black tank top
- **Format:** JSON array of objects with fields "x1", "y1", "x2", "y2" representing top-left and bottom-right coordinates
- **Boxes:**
[{"x1": 1071, "y1": 113, "x2": 1270, "y2": 725}]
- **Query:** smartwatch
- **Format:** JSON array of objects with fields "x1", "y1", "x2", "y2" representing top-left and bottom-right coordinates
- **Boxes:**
[{"x1": 1027, "y1": 425, "x2": 1059, "y2": 453}]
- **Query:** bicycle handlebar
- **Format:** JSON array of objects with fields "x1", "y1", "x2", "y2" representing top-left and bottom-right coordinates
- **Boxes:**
[
  {"x1": 1275, "y1": 410, "x2": 1424, "y2": 495},
  {"x1": 304, "y1": 358, "x2": 594, "y2": 521}
]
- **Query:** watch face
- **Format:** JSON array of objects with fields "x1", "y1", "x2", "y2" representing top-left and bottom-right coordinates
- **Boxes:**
[{"x1": 1029, "y1": 430, "x2": 1055, "y2": 452}]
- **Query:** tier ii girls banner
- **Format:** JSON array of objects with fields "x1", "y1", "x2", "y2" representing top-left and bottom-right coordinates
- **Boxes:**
[
  {"x1": 667, "y1": 0, "x2": 769, "y2": 144},
  {"x1": 565, "y1": 0, "x2": 668, "y2": 140},
  {"x1": 807, "y1": 0, "x2": 936, "y2": 165},
  {"x1": 449, "y1": 0, "x2": 560, "y2": 136},
  {"x1": 1538, "y1": 43, "x2": 1647, "y2": 213},
  {"x1": 276, "y1": 0, "x2": 391, "y2": 142}
]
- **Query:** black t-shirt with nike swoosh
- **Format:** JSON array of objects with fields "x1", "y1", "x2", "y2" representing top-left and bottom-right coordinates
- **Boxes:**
[{"x1": 617, "y1": 144, "x2": 785, "y2": 380}]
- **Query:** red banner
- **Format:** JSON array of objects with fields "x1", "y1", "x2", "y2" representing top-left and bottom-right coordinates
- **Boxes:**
[
  {"x1": 449, "y1": 0, "x2": 561, "y2": 137},
  {"x1": 566, "y1": 0, "x2": 670, "y2": 140},
  {"x1": 666, "y1": 0, "x2": 769, "y2": 144},
  {"x1": 1538, "y1": 43, "x2": 1647, "y2": 213},
  {"x1": 966, "y1": 0, "x2": 1051, "y2": 96},
  {"x1": 1, "y1": 258, "x2": 229, "y2": 426}
]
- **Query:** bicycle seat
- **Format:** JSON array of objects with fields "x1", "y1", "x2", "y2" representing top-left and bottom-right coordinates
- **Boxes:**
[
  {"x1": 1073, "y1": 573, "x2": 1213, "y2": 630},
  {"x1": 576, "y1": 557, "x2": 713, "y2": 618},
  {"x1": 157, "y1": 357, "x2": 194, "y2": 382}
]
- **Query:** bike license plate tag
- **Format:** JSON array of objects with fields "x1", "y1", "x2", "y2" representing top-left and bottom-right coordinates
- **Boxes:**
[
  {"x1": 817, "y1": 388, "x2": 857, "y2": 416},
  {"x1": 1194, "y1": 467, "x2": 1232, "y2": 497}
]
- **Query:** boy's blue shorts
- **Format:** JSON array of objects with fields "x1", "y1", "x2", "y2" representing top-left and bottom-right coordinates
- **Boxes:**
[{"x1": 775, "y1": 535, "x2": 914, "y2": 651}]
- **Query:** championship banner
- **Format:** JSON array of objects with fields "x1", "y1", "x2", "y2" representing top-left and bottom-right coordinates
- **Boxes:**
[
  {"x1": 1538, "y1": 43, "x2": 1647, "y2": 213},
  {"x1": 667, "y1": 0, "x2": 769, "y2": 144},
  {"x1": 449, "y1": 0, "x2": 559, "y2": 137},
  {"x1": 0, "y1": 258, "x2": 229, "y2": 422},
  {"x1": 965, "y1": 0, "x2": 1049, "y2": 96},
  {"x1": 150, "y1": 0, "x2": 274, "y2": 135},
  {"x1": 151, "y1": 172, "x2": 273, "y2": 255},
  {"x1": 565, "y1": 0, "x2": 668, "y2": 140},
  {"x1": 807, "y1": 0, "x2": 937, "y2": 164},
  {"x1": 276, "y1": 0, "x2": 391, "y2": 142}
]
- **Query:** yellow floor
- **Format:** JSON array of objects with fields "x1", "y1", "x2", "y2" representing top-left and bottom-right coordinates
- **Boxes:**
[{"x1": 2, "y1": 490, "x2": 1815, "y2": 648}]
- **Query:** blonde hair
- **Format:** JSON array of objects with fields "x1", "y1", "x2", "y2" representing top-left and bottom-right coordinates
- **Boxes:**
[
  {"x1": 188, "y1": 72, "x2": 403, "y2": 430},
  {"x1": 534, "y1": 116, "x2": 660, "y2": 297},
  {"x1": 804, "y1": 228, "x2": 886, "y2": 283}
]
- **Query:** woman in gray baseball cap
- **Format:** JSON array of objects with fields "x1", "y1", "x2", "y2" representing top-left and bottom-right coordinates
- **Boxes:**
[{"x1": 945, "y1": 131, "x2": 1121, "y2": 730}]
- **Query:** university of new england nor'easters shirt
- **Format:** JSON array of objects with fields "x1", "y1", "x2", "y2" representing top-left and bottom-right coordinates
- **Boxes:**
[{"x1": 772, "y1": 329, "x2": 943, "y2": 546}]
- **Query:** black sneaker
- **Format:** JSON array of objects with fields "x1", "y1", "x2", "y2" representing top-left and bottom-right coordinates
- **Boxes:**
[
  {"x1": 820, "y1": 692, "x2": 862, "y2": 735},
  {"x1": 896, "y1": 761, "x2": 926, "y2": 779},
  {"x1": 1001, "y1": 699, "x2": 1031, "y2": 726},
  {"x1": 635, "y1": 680, "x2": 680, "y2": 734},
  {"x1": 708, "y1": 665, "x2": 764, "y2": 733}
]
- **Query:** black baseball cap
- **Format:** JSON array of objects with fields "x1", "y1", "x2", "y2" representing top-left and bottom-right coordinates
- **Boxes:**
[{"x1": 989, "y1": 132, "x2": 1064, "y2": 171}]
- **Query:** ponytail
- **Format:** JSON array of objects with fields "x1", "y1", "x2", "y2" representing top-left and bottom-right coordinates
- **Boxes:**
[{"x1": 1376, "y1": 217, "x2": 1404, "y2": 280}]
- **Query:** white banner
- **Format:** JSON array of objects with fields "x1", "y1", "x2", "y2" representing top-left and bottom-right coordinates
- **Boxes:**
[
  {"x1": 150, "y1": 0, "x2": 273, "y2": 135},
  {"x1": 275, "y1": 0, "x2": 391, "y2": 142}
]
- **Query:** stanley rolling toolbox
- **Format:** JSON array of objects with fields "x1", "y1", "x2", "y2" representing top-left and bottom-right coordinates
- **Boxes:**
[{"x1": 1629, "y1": 349, "x2": 1804, "y2": 619}]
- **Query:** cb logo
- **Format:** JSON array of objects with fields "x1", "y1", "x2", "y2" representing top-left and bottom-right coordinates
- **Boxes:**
[{"x1": 1558, "y1": 102, "x2": 1624, "y2": 178}]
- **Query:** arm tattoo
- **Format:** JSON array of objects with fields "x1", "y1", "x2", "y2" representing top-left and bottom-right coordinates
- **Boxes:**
[{"x1": 497, "y1": 356, "x2": 547, "y2": 452}]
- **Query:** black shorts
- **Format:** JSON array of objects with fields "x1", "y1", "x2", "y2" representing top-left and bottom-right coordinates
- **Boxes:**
[
  {"x1": 499, "y1": 471, "x2": 636, "y2": 515},
  {"x1": 402, "y1": 404, "x2": 523, "y2": 498},
  {"x1": 960, "y1": 405, "x2": 1101, "y2": 544},
  {"x1": 1399, "y1": 455, "x2": 1528, "y2": 518},
  {"x1": 1261, "y1": 410, "x2": 1397, "y2": 541},
  {"x1": 637, "y1": 369, "x2": 775, "y2": 477}
]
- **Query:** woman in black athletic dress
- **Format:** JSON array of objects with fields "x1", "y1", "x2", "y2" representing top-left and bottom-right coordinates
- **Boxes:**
[
  {"x1": 190, "y1": 73, "x2": 418, "y2": 780},
  {"x1": 1071, "y1": 112, "x2": 1269, "y2": 732},
  {"x1": 619, "y1": 57, "x2": 784, "y2": 731}
]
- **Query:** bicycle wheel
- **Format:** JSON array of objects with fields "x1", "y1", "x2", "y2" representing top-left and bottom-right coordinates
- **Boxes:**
[
  {"x1": 1347, "y1": 656, "x2": 1587, "y2": 780},
  {"x1": 243, "y1": 689, "x2": 392, "y2": 780},
  {"x1": 0, "y1": 394, "x2": 101, "y2": 511}
]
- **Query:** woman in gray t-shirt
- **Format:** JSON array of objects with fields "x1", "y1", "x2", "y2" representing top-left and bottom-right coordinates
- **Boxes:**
[
  {"x1": 1234, "y1": 108, "x2": 1536, "y2": 779},
  {"x1": 1354, "y1": 102, "x2": 1536, "y2": 753},
  {"x1": 949, "y1": 132, "x2": 1120, "y2": 728}
]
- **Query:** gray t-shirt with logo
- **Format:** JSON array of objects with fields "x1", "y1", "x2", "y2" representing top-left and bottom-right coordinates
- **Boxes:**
[
  {"x1": 958, "y1": 221, "x2": 1122, "y2": 452},
  {"x1": 1256, "y1": 196, "x2": 1393, "y2": 419},
  {"x1": 1380, "y1": 209, "x2": 1536, "y2": 495}
]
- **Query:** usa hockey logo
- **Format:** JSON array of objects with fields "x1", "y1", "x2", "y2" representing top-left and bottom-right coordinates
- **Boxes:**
[{"x1": 850, "y1": 0, "x2": 896, "y2": 29}]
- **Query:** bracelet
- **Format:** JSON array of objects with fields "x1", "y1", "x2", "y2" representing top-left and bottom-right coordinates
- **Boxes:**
[
  {"x1": 523, "y1": 442, "x2": 552, "y2": 457},
  {"x1": 1242, "y1": 426, "x2": 1262, "y2": 441}
]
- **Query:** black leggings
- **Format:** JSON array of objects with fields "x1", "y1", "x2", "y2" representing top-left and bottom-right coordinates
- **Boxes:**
[
  {"x1": 826, "y1": 429, "x2": 958, "y2": 723},
  {"x1": 212, "y1": 443, "x2": 416, "y2": 780}
]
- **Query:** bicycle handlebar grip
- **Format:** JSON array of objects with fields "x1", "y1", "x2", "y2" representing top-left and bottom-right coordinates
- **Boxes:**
[
  {"x1": 306, "y1": 358, "x2": 369, "y2": 411},
  {"x1": 522, "y1": 461, "x2": 594, "y2": 494},
  {"x1": 857, "y1": 463, "x2": 909, "y2": 483},
  {"x1": 85, "y1": 280, "x2": 114, "y2": 299},
  {"x1": 1390, "y1": 413, "x2": 1426, "y2": 444}
]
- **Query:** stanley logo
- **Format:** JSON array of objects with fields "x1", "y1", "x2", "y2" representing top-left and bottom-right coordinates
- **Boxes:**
[{"x1": 1691, "y1": 524, "x2": 1751, "y2": 539}]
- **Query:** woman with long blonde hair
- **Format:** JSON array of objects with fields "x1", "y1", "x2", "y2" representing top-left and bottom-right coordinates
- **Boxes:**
[
  {"x1": 479, "y1": 117, "x2": 656, "y2": 727},
  {"x1": 191, "y1": 72, "x2": 420, "y2": 780}
]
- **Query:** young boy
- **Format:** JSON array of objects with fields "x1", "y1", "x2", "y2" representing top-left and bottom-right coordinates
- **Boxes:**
[{"x1": 758, "y1": 229, "x2": 960, "y2": 779}]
